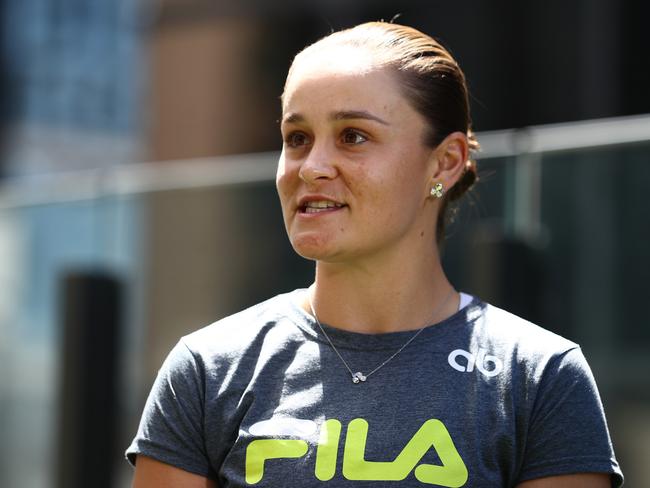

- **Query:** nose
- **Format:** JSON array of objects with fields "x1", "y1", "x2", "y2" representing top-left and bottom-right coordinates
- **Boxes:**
[{"x1": 298, "y1": 143, "x2": 338, "y2": 184}]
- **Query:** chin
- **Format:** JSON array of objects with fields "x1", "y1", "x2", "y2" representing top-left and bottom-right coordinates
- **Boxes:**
[
  {"x1": 290, "y1": 234, "x2": 341, "y2": 262},
  {"x1": 292, "y1": 243, "x2": 333, "y2": 262}
]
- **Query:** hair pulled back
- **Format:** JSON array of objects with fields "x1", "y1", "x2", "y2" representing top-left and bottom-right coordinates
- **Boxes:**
[{"x1": 287, "y1": 22, "x2": 480, "y2": 242}]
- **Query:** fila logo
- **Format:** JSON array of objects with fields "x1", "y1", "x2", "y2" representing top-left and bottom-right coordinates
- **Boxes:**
[
  {"x1": 245, "y1": 418, "x2": 468, "y2": 486},
  {"x1": 447, "y1": 348, "x2": 503, "y2": 377}
]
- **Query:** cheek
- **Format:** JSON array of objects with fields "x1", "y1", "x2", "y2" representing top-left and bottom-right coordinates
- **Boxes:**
[
  {"x1": 275, "y1": 157, "x2": 288, "y2": 188},
  {"x1": 276, "y1": 161, "x2": 296, "y2": 206},
  {"x1": 361, "y1": 165, "x2": 423, "y2": 225},
  {"x1": 351, "y1": 176, "x2": 398, "y2": 230}
]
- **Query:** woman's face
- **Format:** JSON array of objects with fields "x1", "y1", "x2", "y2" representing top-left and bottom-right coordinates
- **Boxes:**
[{"x1": 276, "y1": 48, "x2": 438, "y2": 264}]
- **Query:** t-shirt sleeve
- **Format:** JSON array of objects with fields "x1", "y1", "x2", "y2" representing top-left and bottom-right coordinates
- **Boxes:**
[
  {"x1": 125, "y1": 339, "x2": 216, "y2": 479},
  {"x1": 517, "y1": 347, "x2": 624, "y2": 486}
]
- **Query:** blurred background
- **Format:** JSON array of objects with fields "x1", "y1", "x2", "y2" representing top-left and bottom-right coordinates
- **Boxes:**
[{"x1": 0, "y1": 0, "x2": 648, "y2": 486}]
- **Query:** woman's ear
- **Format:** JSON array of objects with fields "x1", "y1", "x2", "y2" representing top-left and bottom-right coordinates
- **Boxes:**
[{"x1": 429, "y1": 132, "x2": 469, "y2": 189}]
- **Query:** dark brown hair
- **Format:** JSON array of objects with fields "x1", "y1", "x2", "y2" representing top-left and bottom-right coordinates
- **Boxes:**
[{"x1": 287, "y1": 21, "x2": 479, "y2": 242}]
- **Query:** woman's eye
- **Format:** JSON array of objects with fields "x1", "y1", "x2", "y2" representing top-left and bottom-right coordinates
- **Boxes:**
[
  {"x1": 342, "y1": 129, "x2": 368, "y2": 145},
  {"x1": 285, "y1": 132, "x2": 311, "y2": 148}
]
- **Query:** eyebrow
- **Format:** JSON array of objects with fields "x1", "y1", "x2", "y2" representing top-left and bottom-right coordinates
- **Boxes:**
[{"x1": 282, "y1": 110, "x2": 390, "y2": 126}]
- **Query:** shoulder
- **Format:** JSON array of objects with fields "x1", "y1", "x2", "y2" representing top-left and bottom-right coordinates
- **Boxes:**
[
  {"x1": 459, "y1": 298, "x2": 587, "y2": 384},
  {"x1": 468, "y1": 298, "x2": 579, "y2": 356},
  {"x1": 179, "y1": 289, "x2": 309, "y2": 364}
]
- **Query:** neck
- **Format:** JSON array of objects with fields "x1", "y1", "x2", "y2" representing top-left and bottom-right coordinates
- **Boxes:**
[{"x1": 305, "y1": 244, "x2": 458, "y2": 334}]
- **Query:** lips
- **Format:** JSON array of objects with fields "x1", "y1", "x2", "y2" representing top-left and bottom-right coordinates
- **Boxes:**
[
  {"x1": 298, "y1": 197, "x2": 347, "y2": 214},
  {"x1": 303, "y1": 200, "x2": 345, "y2": 213}
]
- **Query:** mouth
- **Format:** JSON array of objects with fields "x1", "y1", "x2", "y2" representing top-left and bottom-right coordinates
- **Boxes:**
[{"x1": 299, "y1": 200, "x2": 347, "y2": 214}]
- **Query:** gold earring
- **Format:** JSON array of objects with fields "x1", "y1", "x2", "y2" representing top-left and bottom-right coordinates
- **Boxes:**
[{"x1": 430, "y1": 182, "x2": 444, "y2": 198}]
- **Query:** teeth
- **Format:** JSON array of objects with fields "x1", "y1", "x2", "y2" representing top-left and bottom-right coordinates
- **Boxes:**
[
  {"x1": 305, "y1": 200, "x2": 342, "y2": 209},
  {"x1": 303, "y1": 200, "x2": 344, "y2": 213}
]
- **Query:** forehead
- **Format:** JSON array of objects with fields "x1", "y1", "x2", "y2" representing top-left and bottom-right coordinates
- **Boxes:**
[
  {"x1": 282, "y1": 47, "x2": 405, "y2": 116},
  {"x1": 290, "y1": 44, "x2": 379, "y2": 78}
]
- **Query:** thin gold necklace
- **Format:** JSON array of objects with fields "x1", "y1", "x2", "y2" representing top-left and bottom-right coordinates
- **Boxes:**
[{"x1": 307, "y1": 288, "x2": 456, "y2": 384}]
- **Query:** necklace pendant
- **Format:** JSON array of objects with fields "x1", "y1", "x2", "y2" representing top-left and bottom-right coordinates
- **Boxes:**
[{"x1": 352, "y1": 372, "x2": 367, "y2": 384}]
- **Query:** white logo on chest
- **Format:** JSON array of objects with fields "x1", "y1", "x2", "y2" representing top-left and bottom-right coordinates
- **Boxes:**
[{"x1": 448, "y1": 348, "x2": 503, "y2": 377}]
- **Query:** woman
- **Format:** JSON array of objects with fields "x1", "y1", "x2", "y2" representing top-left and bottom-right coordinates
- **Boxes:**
[{"x1": 127, "y1": 22, "x2": 623, "y2": 487}]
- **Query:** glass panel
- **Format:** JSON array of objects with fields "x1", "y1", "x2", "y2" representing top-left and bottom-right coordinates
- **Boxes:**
[
  {"x1": 0, "y1": 193, "x2": 143, "y2": 487},
  {"x1": 539, "y1": 143, "x2": 650, "y2": 351}
]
